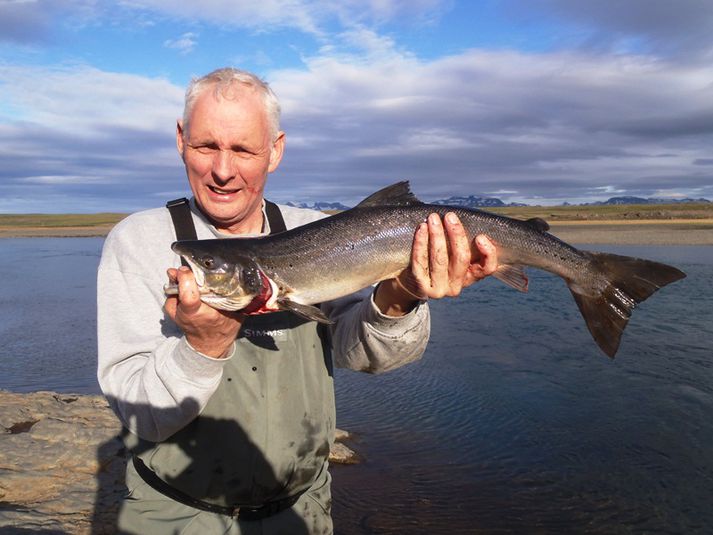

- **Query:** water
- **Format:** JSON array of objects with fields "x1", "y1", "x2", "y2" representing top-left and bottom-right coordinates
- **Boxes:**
[
  {"x1": 1, "y1": 238, "x2": 711, "y2": 533},
  {"x1": 0, "y1": 238, "x2": 104, "y2": 393}
]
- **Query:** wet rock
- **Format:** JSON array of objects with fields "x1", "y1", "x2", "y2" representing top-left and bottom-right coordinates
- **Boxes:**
[{"x1": 0, "y1": 390, "x2": 357, "y2": 533}]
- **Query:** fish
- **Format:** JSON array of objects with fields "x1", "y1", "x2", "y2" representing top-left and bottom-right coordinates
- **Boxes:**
[{"x1": 167, "y1": 181, "x2": 686, "y2": 358}]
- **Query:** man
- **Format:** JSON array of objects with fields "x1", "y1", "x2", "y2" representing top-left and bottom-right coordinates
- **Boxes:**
[{"x1": 97, "y1": 67, "x2": 497, "y2": 534}]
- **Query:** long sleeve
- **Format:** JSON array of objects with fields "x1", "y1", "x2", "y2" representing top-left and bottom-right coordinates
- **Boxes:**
[
  {"x1": 323, "y1": 288, "x2": 430, "y2": 373},
  {"x1": 97, "y1": 208, "x2": 230, "y2": 442}
]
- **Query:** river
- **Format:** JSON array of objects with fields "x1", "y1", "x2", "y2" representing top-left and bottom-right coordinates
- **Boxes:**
[{"x1": 0, "y1": 238, "x2": 711, "y2": 533}]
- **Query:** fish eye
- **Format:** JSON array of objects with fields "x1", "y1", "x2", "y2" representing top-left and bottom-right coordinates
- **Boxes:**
[{"x1": 200, "y1": 255, "x2": 215, "y2": 269}]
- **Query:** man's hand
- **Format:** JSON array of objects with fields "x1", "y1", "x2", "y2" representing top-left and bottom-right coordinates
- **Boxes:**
[
  {"x1": 374, "y1": 212, "x2": 498, "y2": 316},
  {"x1": 164, "y1": 266, "x2": 244, "y2": 358}
]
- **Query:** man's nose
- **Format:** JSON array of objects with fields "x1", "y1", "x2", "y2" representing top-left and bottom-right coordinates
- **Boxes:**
[{"x1": 211, "y1": 150, "x2": 236, "y2": 183}]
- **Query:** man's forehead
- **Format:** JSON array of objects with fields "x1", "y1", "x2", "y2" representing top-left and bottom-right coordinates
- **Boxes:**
[{"x1": 185, "y1": 88, "x2": 269, "y2": 145}]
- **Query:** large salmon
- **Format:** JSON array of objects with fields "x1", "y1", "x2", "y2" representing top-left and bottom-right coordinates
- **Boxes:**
[{"x1": 167, "y1": 182, "x2": 685, "y2": 357}]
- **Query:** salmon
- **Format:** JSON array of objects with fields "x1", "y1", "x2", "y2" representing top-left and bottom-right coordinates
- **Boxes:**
[{"x1": 168, "y1": 182, "x2": 686, "y2": 357}]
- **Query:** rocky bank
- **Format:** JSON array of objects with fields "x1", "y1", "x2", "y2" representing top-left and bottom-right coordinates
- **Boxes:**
[{"x1": 0, "y1": 390, "x2": 357, "y2": 534}]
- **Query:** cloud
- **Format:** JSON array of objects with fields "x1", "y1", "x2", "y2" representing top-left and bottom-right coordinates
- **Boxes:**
[
  {"x1": 509, "y1": 0, "x2": 713, "y2": 59},
  {"x1": 1, "y1": 19, "x2": 712, "y2": 212},
  {"x1": 266, "y1": 44, "x2": 713, "y2": 205},
  {"x1": 0, "y1": 0, "x2": 97, "y2": 44},
  {"x1": 0, "y1": 64, "x2": 183, "y2": 132},
  {"x1": 119, "y1": 0, "x2": 445, "y2": 36},
  {"x1": 163, "y1": 32, "x2": 198, "y2": 54},
  {"x1": 0, "y1": 65, "x2": 186, "y2": 212}
]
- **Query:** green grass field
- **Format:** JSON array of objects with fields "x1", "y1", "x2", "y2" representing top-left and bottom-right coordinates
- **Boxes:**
[
  {"x1": 0, "y1": 213, "x2": 128, "y2": 228},
  {"x1": 487, "y1": 202, "x2": 713, "y2": 221},
  {"x1": 1, "y1": 202, "x2": 712, "y2": 231}
]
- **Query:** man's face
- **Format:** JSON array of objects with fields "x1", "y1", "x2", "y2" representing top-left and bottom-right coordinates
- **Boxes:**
[{"x1": 177, "y1": 84, "x2": 284, "y2": 234}]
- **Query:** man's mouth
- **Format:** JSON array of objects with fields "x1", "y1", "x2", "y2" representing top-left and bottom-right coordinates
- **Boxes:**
[{"x1": 208, "y1": 185, "x2": 239, "y2": 196}]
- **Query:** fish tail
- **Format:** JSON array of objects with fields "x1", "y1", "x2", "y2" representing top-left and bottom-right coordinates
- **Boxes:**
[{"x1": 568, "y1": 252, "x2": 685, "y2": 358}]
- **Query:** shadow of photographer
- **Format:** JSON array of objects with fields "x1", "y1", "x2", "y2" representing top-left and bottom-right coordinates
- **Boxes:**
[{"x1": 90, "y1": 395, "x2": 333, "y2": 534}]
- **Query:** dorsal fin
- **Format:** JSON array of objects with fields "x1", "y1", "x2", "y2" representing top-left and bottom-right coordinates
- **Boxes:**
[
  {"x1": 356, "y1": 181, "x2": 424, "y2": 208},
  {"x1": 524, "y1": 217, "x2": 550, "y2": 232}
]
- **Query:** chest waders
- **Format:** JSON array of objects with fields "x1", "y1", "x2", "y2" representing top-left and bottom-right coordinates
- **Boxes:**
[{"x1": 130, "y1": 198, "x2": 335, "y2": 522}]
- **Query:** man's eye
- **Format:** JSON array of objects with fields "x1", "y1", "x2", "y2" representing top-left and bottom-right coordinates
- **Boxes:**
[{"x1": 191, "y1": 145, "x2": 218, "y2": 155}]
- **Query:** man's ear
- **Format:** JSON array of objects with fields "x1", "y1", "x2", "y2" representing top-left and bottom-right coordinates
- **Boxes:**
[
  {"x1": 176, "y1": 120, "x2": 185, "y2": 161},
  {"x1": 268, "y1": 131, "x2": 285, "y2": 173}
]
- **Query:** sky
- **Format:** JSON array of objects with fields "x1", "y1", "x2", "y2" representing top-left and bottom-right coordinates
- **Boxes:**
[{"x1": 1, "y1": 0, "x2": 712, "y2": 213}]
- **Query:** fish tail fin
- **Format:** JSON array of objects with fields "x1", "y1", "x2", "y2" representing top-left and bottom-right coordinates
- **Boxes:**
[{"x1": 568, "y1": 252, "x2": 685, "y2": 358}]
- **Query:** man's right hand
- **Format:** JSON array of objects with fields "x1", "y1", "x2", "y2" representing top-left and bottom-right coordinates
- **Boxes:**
[{"x1": 164, "y1": 266, "x2": 244, "y2": 358}]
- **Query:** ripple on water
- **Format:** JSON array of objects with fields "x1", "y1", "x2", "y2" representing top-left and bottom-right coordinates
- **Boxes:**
[{"x1": 334, "y1": 247, "x2": 713, "y2": 533}]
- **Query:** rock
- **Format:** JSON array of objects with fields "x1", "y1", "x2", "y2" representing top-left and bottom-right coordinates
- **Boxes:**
[{"x1": 0, "y1": 390, "x2": 357, "y2": 533}]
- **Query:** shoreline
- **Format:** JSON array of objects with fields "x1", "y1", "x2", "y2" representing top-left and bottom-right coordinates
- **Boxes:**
[
  {"x1": 0, "y1": 390, "x2": 357, "y2": 533},
  {"x1": 548, "y1": 219, "x2": 713, "y2": 246},
  {"x1": 2, "y1": 219, "x2": 712, "y2": 245}
]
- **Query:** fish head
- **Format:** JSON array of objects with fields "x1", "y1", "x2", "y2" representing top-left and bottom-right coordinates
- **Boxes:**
[{"x1": 170, "y1": 240, "x2": 265, "y2": 311}]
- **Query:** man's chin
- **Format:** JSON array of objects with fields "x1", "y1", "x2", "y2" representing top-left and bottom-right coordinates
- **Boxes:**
[{"x1": 196, "y1": 200, "x2": 261, "y2": 234}]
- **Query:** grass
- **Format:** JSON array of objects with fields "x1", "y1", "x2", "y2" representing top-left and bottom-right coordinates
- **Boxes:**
[
  {"x1": 486, "y1": 203, "x2": 713, "y2": 221},
  {"x1": 1, "y1": 202, "x2": 712, "y2": 232},
  {"x1": 0, "y1": 213, "x2": 128, "y2": 228}
]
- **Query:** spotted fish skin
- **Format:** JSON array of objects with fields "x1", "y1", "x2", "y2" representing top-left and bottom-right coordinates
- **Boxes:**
[{"x1": 171, "y1": 181, "x2": 686, "y2": 358}]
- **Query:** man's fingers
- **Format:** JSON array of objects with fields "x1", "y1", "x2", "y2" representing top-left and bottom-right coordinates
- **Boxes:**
[
  {"x1": 427, "y1": 213, "x2": 449, "y2": 295},
  {"x1": 443, "y1": 212, "x2": 470, "y2": 293},
  {"x1": 410, "y1": 222, "x2": 430, "y2": 281},
  {"x1": 176, "y1": 266, "x2": 201, "y2": 314},
  {"x1": 464, "y1": 235, "x2": 498, "y2": 285},
  {"x1": 475, "y1": 235, "x2": 498, "y2": 275}
]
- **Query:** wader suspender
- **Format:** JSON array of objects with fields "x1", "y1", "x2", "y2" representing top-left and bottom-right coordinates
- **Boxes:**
[
  {"x1": 136, "y1": 196, "x2": 296, "y2": 520},
  {"x1": 165, "y1": 197, "x2": 287, "y2": 247}
]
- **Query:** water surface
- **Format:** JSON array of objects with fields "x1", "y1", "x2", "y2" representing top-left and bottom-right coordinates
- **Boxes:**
[{"x1": 0, "y1": 239, "x2": 710, "y2": 533}]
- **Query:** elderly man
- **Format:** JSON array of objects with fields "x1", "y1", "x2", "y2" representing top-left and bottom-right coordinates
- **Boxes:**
[{"x1": 97, "y1": 67, "x2": 497, "y2": 534}]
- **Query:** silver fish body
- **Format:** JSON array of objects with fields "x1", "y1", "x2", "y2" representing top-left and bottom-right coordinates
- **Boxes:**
[{"x1": 170, "y1": 182, "x2": 685, "y2": 357}]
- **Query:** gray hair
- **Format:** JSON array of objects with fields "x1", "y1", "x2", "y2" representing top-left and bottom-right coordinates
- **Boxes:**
[{"x1": 182, "y1": 67, "x2": 281, "y2": 140}]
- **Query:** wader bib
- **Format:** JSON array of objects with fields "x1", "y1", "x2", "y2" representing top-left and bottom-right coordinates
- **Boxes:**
[{"x1": 122, "y1": 199, "x2": 335, "y2": 532}]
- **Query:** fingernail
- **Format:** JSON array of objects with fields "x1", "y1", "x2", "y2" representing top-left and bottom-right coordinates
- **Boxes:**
[
  {"x1": 430, "y1": 213, "x2": 441, "y2": 225},
  {"x1": 446, "y1": 212, "x2": 458, "y2": 224}
]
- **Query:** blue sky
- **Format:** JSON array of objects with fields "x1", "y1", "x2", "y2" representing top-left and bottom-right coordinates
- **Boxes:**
[{"x1": 1, "y1": 0, "x2": 712, "y2": 213}]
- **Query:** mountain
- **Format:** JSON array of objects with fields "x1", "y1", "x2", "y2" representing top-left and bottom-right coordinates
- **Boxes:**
[
  {"x1": 286, "y1": 201, "x2": 351, "y2": 211},
  {"x1": 430, "y1": 195, "x2": 527, "y2": 208},
  {"x1": 587, "y1": 196, "x2": 711, "y2": 206},
  {"x1": 289, "y1": 194, "x2": 710, "y2": 211}
]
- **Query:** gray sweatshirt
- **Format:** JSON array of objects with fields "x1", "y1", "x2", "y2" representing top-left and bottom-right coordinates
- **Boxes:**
[{"x1": 97, "y1": 200, "x2": 430, "y2": 502}]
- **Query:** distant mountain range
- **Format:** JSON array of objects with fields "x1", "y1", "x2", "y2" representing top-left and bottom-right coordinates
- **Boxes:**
[
  {"x1": 577, "y1": 196, "x2": 711, "y2": 206},
  {"x1": 430, "y1": 195, "x2": 527, "y2": 208},
  {"x1": 289, "y1": 195, "x2": 710, "y2": 210},
  {"x1": 286, "y1": 201, "x2": 351, "y2": 211}
]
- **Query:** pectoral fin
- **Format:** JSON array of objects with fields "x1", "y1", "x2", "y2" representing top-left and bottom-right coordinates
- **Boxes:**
[
  {"x1": 492, "y1": 264, "x2": 529, "y2": 292},
  {"x1": 276, "y1": 298, "x2": 333, "y2": 324}
]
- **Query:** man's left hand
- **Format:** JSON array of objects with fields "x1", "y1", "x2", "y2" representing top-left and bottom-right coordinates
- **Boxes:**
[{"x1": 374, "y1": 212, "x2": 498, "y2": 316}]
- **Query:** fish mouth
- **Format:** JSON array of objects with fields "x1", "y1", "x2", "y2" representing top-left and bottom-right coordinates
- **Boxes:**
[
  {"x1": 169, "y1": 242, "x2": 208, "y2": 289},
  {"x1": 178, "y1": 254, "x2": 208, "y2": 288}
]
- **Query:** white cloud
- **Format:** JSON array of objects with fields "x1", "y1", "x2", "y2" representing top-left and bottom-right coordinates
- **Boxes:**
[
  {"x1": 0, "y1": 64, "x2": 186, "y2": 212},
  {"x1": 20, "y1": 174, "x2": 107, "y2": 184},
  {"x1": 267, "y1": 44, "x2": 713, "y2": 204},
  {"x1": 163, "y1": 32, "x2": 198, "y2": 54},
  {"x1": 2, "y1": 26, "x2": 713, "y2": 211},
  {"x1": 0, "y1": 64, "x2": 183, "y2": 134},
  {"x1": 118, "y1": 0, "x2": 446, "y2": 36}
]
